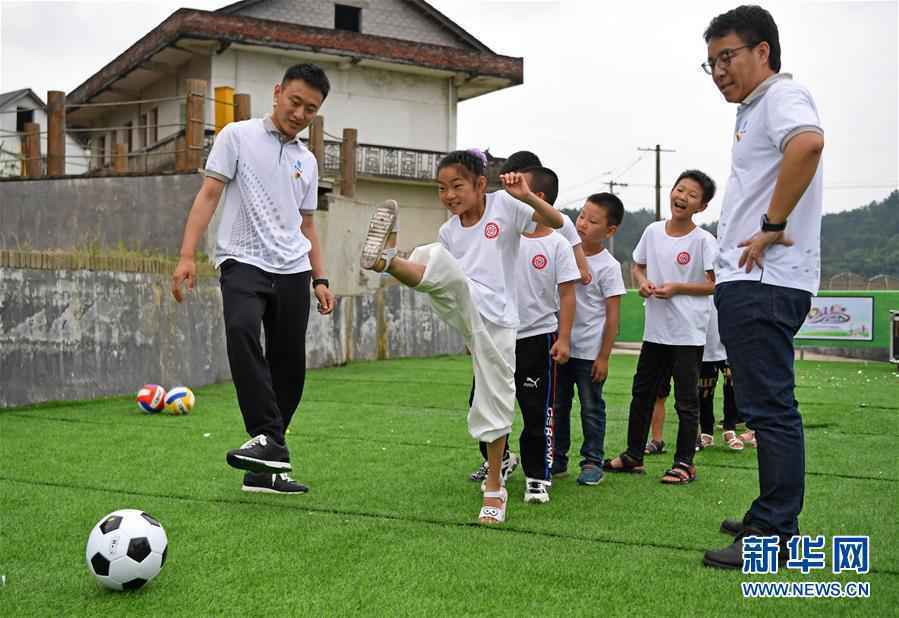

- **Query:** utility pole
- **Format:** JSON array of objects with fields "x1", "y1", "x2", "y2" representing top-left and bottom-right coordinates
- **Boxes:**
[
  {"x1": 638, "y1": 144, "x2": 675, "y2": 220},
  {"x1": 606, "y1": 180, "x2": 627, "y2": 256}
]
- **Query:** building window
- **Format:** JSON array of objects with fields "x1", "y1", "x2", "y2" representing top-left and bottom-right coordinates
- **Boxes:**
[
  {"x1": 16, "y1": 107, "x2": 35, "y2": 133},
  {"x1": 335, "y1": 4, "x2": 361, "y2": 32},
  {"x1": 149, "y1": 108, "x2": 159, "y2": 144}
]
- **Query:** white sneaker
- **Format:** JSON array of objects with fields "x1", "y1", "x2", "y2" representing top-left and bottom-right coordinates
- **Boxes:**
[
  {"x1": 480, "y1": 451, "x2": 520, "y2": 491},
  {"x1": 524, "y1": 478, "x2": 551, "y2": 504}
]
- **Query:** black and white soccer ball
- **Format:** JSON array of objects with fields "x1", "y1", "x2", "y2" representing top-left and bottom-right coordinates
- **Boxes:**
[{"x1": 85, "y1": 509, "x2": 168, "y2": 591}]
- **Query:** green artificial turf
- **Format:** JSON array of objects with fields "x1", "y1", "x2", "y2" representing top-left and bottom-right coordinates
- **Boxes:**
[{"x1": 1, "y1": 355, "x2": 896, "y2": 616}]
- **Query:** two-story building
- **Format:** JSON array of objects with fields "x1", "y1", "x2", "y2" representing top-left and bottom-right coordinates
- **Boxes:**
[{"x1": 64, "y1": 1, "x2": 522, "y2": 293}]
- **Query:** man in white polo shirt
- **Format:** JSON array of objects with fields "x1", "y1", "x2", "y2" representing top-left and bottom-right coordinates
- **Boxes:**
[
  {"x1": 171, "y1": 64, "x2": 335, "y2": 495},
  {"x1": 699, "y1": 6, "x2": 824, "y2": 569}
]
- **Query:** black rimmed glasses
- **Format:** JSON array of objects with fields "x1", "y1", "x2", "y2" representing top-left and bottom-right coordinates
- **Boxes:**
[{"x1": 701, "y1": 44, "x2": 756, "y2": 74}]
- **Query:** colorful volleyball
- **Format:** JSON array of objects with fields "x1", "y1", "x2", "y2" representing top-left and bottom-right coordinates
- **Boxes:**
[
  {"x1": 137, "y1": 384, "x2": 167, "y2": 413},
  {"x1": 164, "y1": 387, "x2": 195, "y2": 415}
]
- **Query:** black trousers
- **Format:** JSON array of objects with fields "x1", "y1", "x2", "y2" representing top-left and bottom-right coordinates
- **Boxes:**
[
  {"x1": 477, "y1": 333, "x2": 557, "y2": 481},
  {"x1": 220, "y1": 259, "x2": 311, "y2": 445},
  {"x1": 626, "y1": 341, "x2": 703, "y2": 465},
  {"x1": 699, "y1": 360, "x2": 739, "y2": 433}
]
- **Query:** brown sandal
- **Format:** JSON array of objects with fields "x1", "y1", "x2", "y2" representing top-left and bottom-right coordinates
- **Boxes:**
[
  {"x1": 602, "y1": 452, "x2": 646, "y2": 474},
  {"x1": 661, "y1": 462, "x2": 696, "y2": 484}
]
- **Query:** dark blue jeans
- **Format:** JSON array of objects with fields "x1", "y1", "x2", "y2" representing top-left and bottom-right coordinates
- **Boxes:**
[
  {"x1": 553, "y1": 358, "x2": 607, "y2": 470},
  {"x1": 715, "y1": 281, "x2": 812, "y2": 536}
]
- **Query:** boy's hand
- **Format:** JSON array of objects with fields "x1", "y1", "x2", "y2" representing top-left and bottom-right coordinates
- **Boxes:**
[
  {"x1": 314, "y1": 283, "x2": 335, "y2": 315},
  {"x1": 638, "y1": 280, "x2": 656, "y2": 298},
  {"x1": 738, "y1": 230, "x2": 794, "y2": 273},
  {"x1": 653, "y1": 283, "x2": 677, "y2": 299},
  {"x1": 579, "y1": 268, "x2": 593, "y2": 285},
  {"x1": 551, "y1": 339, "x2": 570, "y2": 365},
  {"x1": 499, "y1": 172, "x2": 533, "y2": 203},
  {"x1": 171, "y1": 257, "x2": 196, "y2": 303},
  {"x1": 591, "y1": 357, "x2": 609, "y2": 383}
]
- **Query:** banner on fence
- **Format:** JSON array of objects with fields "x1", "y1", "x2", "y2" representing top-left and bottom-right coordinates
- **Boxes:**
[{"x1": 796, "y1": 296, "x2": 874, "y2": 341}]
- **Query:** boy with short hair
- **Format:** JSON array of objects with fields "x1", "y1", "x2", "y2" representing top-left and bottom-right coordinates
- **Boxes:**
[
  {"x1": 552, "y1": 193, "x2": 627, "y2": 486},
  {"x1": 603, "y1": 170, "x2": 718, "y2": 484}
]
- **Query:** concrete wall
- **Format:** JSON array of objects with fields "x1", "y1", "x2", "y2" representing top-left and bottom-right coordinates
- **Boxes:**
[
  {"x1": 0, "y1": 173, "x2": 202, "y2": 254},
  {"x1": 211, "y1": 49, "x2": 455, "y2": 152},
  {"x1": 0, "y1": 173, "x2": 447, "y2": 298},
  {"x1": 0, "y1": 267, "x2": 464, "y2": 408},
  {"x1": 233, "y1": 0, "x2": 468, "y2": 49}
]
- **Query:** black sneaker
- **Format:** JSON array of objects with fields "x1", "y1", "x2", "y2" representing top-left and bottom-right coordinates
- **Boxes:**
[
  {"x1": 226, "y1": 435, "x2": 291, "y2": 473},
  {"x1": 469, "y1": 460, "x2": 489, "y2": 482},
  {"x1": 242, "y1": 472, "x2": 309, "y2": 494}
]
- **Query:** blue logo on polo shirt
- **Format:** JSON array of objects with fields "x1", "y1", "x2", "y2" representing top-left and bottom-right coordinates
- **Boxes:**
[{"x1": 293, "y1": 159, "x2": 303, "y2": 178}]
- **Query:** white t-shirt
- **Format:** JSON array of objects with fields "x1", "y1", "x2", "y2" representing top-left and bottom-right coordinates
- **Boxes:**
[
  {"x1": 559, "y1": 215, "x2": 582, "y2": 247},
  {"x1": 205, "y1": 117, "x2": 319, "y2": 274},
  {"x1": 516, "y1": 232, "x2": 580, "y2": 339},
  {"x1": 570, "y1": 249, "x2": 626, "y2": 361},
  {"x1": 438, "y1": 191, "x2": 537, "y2": 329},
  {"x1": 716, "y1": 74, "x2": 824, "y2": 294},
  {"x1": 633, "y1": 221, "x2": 717, "y2": 346},
  {"x1": 703, "y1": 299, "x2": 727, "y2": 362}
]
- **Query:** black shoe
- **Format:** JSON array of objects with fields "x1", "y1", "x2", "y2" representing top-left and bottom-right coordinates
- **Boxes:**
[
  {"x1": 703, "y1": 530, "x2": 790, "y2": 570},
  {"x1": 226, "y1": 435, "x2": 291, "y2": 473},
  {"x1": 720, "y1": 517, "x2": 746, "y2": 537},
  {"x1": 242, "y1": 472, "x2": 309, "y2": 494}
]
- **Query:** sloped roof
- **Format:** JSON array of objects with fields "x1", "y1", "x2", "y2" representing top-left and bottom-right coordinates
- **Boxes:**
[
  {"x1": 215, "y1": 0, "x2": 492, "y2": 52},
  {"x1": 67, "y1": 9, "x2": 522, "y2": 106},
  {"x1": 0, "y1": 88, "x2": 44, "y2": 111}
]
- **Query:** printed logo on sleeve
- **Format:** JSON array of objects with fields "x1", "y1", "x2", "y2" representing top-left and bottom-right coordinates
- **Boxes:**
[
  {"x1": 531, "y1": 254, "x2": 548, "y2": 270},
  {"x1": 484, "y1": 222, "x2": 500, "y2": 239},
  {"x1": 676, "y1": 251, "x2": 691, "y2": 265}
]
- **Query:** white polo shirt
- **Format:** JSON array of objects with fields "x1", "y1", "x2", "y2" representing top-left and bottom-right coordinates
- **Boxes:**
[
  {"x1": 205, "y1": 116, "x2": 319, "y2": 274},
  {"x1": 570, "y1": 249, "x2": 627, "y2": 361},
  {"x1": 633, "y1": 221, "x2": 717, "y2": 346},
  {"x1": 438, "y1": 191, "x2": 537, "y2": 329},
  {"x1": 716, "y1": 73, "x2": 824, "y2": 294},
  {"x1": 516, "y1": 232, "x2": 580, "y2": 339}
]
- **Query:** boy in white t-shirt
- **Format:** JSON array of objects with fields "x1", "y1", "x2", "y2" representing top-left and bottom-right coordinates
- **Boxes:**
[
  {"x1": 604, "y1": 170, "x2": 718, "y2": 484},
  {"x1": 468, "y1": 166, "x2": 580, "y2": 504},
  {"x1": 552, "y1": 193, "x2": 627, "y2": 486},
  {"x1": 698, "y1": 299, "x2": 744, "y2": 451},
  {"x1": 501, "y1": 151, "x2": 591, "y2": 285},
  {"x1": 360, "y1": 149, "x2": 564, "y2": 525}
]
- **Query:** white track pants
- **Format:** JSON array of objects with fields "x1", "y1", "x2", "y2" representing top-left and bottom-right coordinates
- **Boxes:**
[{"x1": 409, "y1": 243, "x2": 515, "y2": 443}]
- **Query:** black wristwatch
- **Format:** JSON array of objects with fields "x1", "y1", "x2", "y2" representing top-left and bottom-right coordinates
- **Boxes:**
[
  {"x1": 760, "y1": 214, "x2": 787, "y2": 232},
  {"x1": 312, "y1": 278, "x2": 329, "y2": 289}
]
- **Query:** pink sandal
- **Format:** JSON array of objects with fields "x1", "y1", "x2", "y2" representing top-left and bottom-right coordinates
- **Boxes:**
[
  {"x1": 739, "y1": 430, "x2": 757, "y2": 448},
  {"x1": 722, "y1": 430, "x2": 744, "y2": 451}
]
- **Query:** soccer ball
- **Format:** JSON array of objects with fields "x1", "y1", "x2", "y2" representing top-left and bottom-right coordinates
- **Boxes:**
[
  {"x1": 164, "y1": 386, "x2": 195, "y2": 415},
  {"x1": 136, "y1": 384, "x2": 166, "y2": 413},
  {"x1": 85, "y1": 509, "x2": 168, "y2": 591}
]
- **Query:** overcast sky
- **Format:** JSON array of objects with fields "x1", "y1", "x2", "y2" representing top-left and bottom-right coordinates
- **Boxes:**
[{"x1": 1, "y1": 0, "x2": 896, "y2": 222}]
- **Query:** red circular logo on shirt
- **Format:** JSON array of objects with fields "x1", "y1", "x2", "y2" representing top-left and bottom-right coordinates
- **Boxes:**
[
  {"x1": 484, "y1": 222, "x2": 500, "y2": 239},
  {"x1": 676, "y1": 251, "x2": 691, "y2": 265},
  {"x1": 532, "y1": 254, "x2": 548, "y2": 270}
]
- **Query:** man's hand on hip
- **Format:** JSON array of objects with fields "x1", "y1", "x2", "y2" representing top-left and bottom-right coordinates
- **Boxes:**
[{"x1": 737, "y1": 231, "x2": 794, "y2": 273}]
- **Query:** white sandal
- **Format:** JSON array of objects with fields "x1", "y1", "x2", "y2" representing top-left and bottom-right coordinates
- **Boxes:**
[
  {"x1": 360, "y1": 200, "x2": 399, "y2": 271},
  {"x1": 478, "y1": 487, "x2": 508, "y2": 525},
  {"x1": 722, "y1": 430, "x2": 744, "y2": 451},
  {"x1": 740, "y1": 430, "x2": 757, "y2": 448}
]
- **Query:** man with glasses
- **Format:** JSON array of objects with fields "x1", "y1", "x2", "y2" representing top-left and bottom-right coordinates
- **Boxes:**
[{"x1": 698, "y1": 5, "x2": 825, "y2": 569}]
